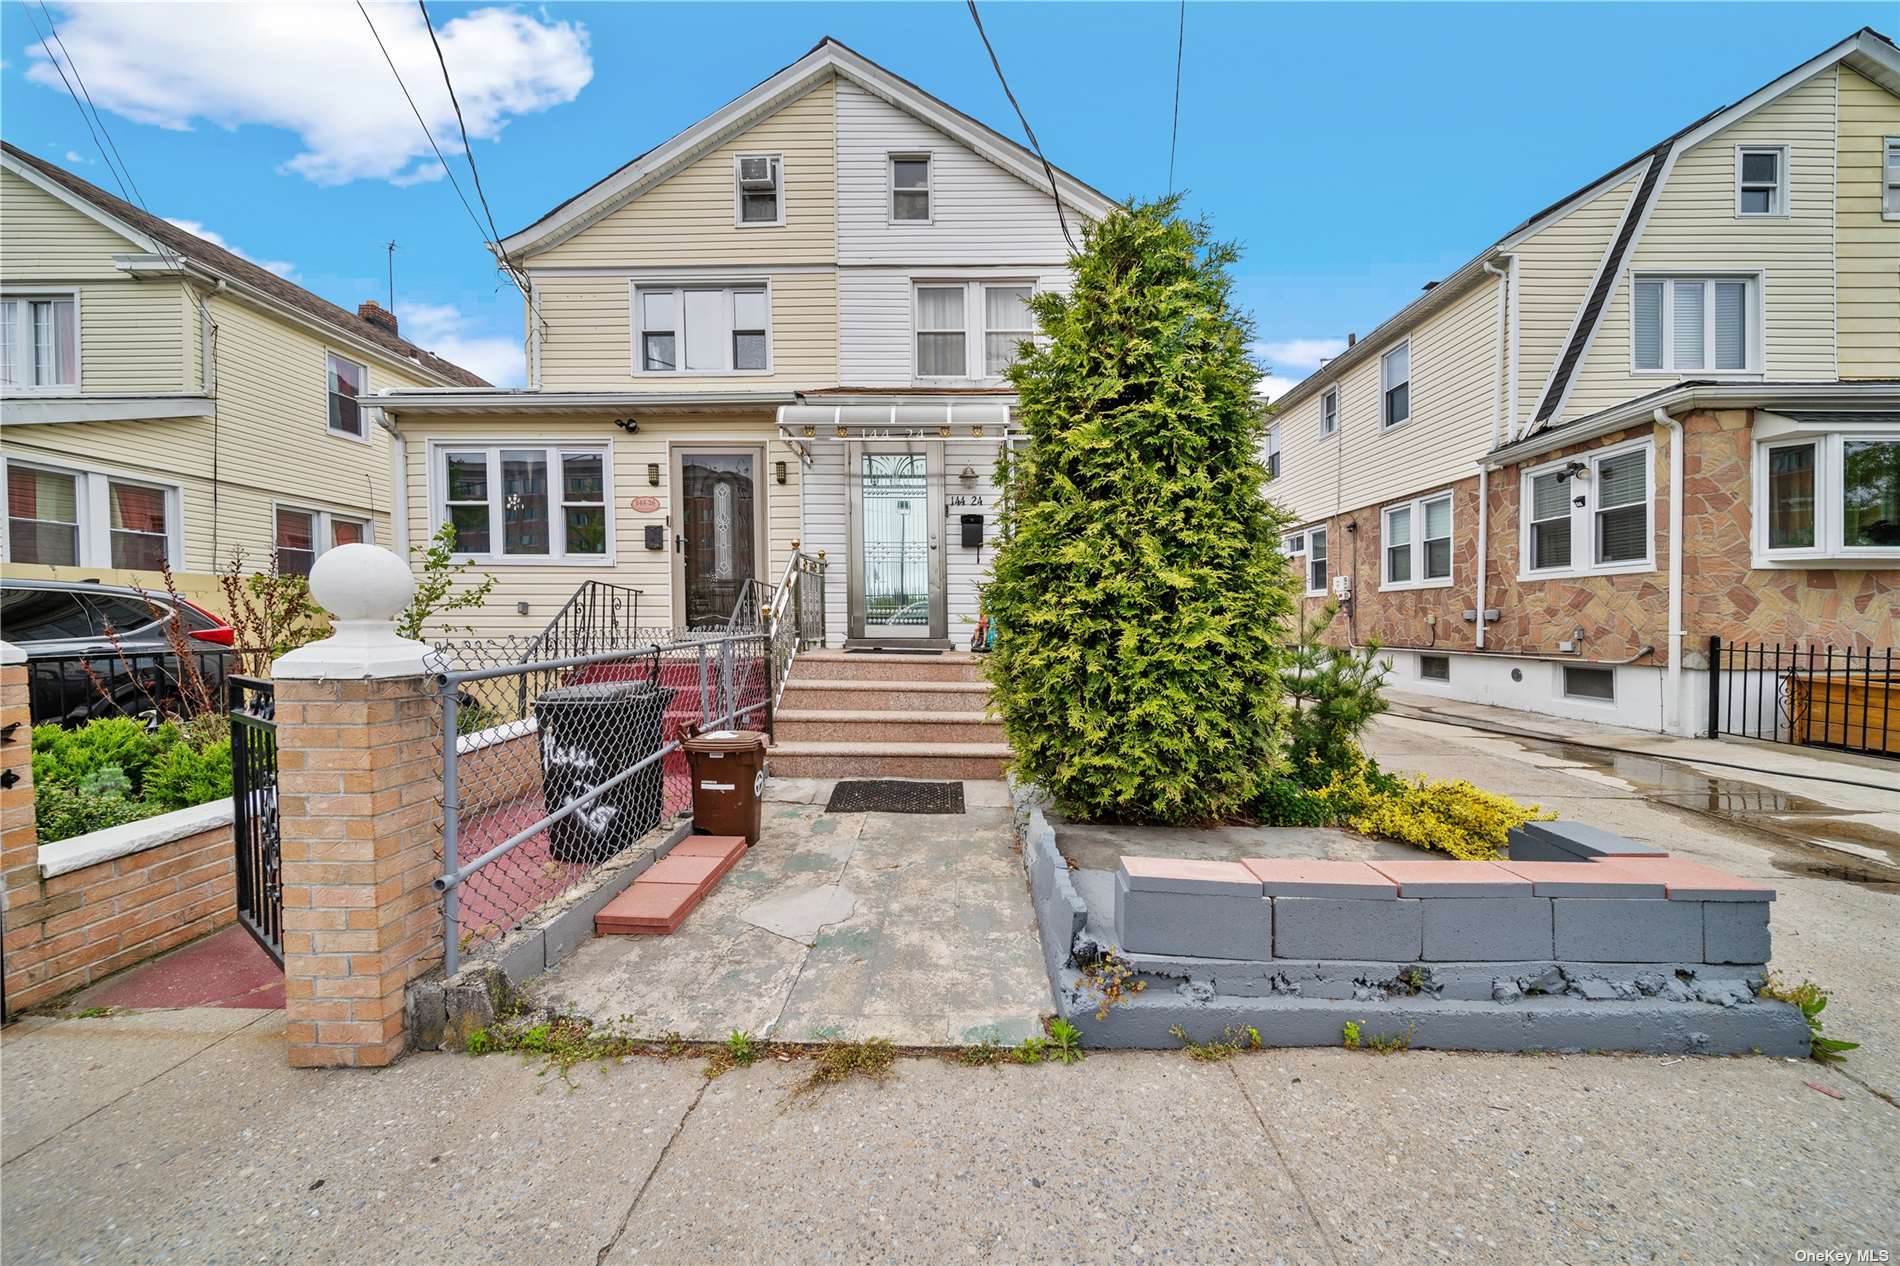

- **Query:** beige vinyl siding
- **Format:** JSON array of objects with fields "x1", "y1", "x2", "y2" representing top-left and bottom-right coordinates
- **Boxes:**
[
  {"x1": 0, "y1": 168, "x2": 138, "y2": 280},
  {"x1": 1836, "y1": 67, "x2": 1900, "y2": 378},
  {"x1": 75, "y1": 280, "x2": 190, "y2": 393},
  {"x1": 1511, "y1": 171, "x2": 1640, "y2": 428},
  {"x1": 534, "y1": 269, "x2": 838, "y2": 391},
  {"x1": 2, "y1": 425, "x2": 218, "y2": 571},
  {"x1": 397, "y1": 413, "x2": 804, "y2": 638},
  {"x1": 1566, "y1": 70, "x2": 1841, "y2": 418},
  {"x1": 528, "y1": 79, "x2": 837, "y2": 268},
  {"x1": 1271, "y1": 278, "x2": 1501, "y2": 526}
]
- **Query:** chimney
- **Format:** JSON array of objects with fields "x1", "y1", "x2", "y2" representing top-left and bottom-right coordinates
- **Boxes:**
[
  {"x1": 1346, "y1": 332, "x2": 1356, "y2": 348},
  {"x1": 357, "y1": 300, "x2": 398, "y2": 335},
  {"x1": 1422, "y1": 280, "x2": 1439, "y2": 292}
]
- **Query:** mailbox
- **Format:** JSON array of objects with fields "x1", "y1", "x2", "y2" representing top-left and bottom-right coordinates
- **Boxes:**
[
  {"x1": 644, "y1": 524, "x2": 666, "y2": 550},
  {"x1": 960, "y1": 514, "x2": 984, "y2": 548}
]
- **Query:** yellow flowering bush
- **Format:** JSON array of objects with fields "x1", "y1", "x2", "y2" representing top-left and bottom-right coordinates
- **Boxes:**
[{"x1": 1343, "y1": 775, "x2": 1553, "y2": 861}]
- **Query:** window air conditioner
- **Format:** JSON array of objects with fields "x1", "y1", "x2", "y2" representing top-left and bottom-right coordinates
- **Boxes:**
[{"x1": 738, "y1": 157, "x2": 776, "y2": 189}]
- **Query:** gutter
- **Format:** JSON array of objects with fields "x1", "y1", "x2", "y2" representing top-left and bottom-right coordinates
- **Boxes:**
[{"x1": 1653, "y1": 407, "x2": 1687, "y2": 737}]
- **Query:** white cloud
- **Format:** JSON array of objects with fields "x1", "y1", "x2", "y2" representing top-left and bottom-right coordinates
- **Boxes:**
[
  {"x1": 396, "y1": 301, "x2": 523, "y2": 387},
  {"x1": 164, "y1": 218, "x2": 300, "y2": 279},
  {"x1": 1255, "y1": 373, "x2": 1300, "y2": 404},
  {"x1": 1255, "y1": 337, "x2": 1348, "y2": 374},
  {"x1": 25, "y1": 4, "x2": 592, "y2": 186},
  {"x1": 63, "y1": 149, "x2": 92, "y2": 165}
]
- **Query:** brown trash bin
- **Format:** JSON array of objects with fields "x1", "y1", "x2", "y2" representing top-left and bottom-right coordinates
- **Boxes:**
[{"x1": 681, "y1": 727, "x2": 768, "y2": 844}]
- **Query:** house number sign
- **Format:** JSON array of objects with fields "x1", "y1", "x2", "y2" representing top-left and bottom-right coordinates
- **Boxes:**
[{"x1": 629, "y1": 496, "x2": 661, "y2": 513}]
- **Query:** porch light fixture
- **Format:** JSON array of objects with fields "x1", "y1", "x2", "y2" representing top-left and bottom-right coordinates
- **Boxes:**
[
  {"x1": 775, "y1": 460, "x2": 788, "y2": 485},
  {"x1": 959, "y1": 466, "x2": 978, "y2": 485},
  {"x1": 647, "y1": 462, "x2": 660, "y2": 486},
  {"x1": 615, "y1": 417, "x2": 639, "y2": 434}
]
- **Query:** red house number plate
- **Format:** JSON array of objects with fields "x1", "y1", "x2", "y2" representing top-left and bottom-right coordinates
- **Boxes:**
[{"x1": 629, "y1": 496, "x2": 661, "y2": 513}]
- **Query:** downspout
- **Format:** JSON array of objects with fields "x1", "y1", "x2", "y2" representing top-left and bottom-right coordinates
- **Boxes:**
[
  {"x1": 1653, "y1": 407, "x2": 1685, "y2": 736},
  {"x1": 378, "y1": 390, "x2": 408, "y2": 559},
  {"x1": 1477, "y1": 259, "x2": 1509, "y2": 650}
]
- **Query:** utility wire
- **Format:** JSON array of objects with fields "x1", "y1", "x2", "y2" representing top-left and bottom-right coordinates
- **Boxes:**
[
  {"x1": 966, "y1": 0, "x2": 1077, "y2": 256},
  {"x1": 1167, "y1": 0, "x2": 1186, "y2": 195},
  {"x1": 23, "y1": 1, "x2": 132, "y2": 202}
]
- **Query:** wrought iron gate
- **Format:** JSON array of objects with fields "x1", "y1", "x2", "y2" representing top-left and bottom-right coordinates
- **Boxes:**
[{"x1": 229, "y1": 677, "x2": 283, "y2": 962}]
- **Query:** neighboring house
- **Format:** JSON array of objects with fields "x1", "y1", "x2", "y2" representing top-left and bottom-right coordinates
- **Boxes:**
[
  {"x1": 0, "y1": 143, "x2": 485, "y2": 606},
  {"x1": 374, "y1": 38, "x2": 1114, "y2": 643},
  {"x1": 1269, "y1": 28, "x2": 1900, "y2": 738}
]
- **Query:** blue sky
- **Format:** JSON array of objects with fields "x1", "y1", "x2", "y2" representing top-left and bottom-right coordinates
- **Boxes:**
[{"x1": 3, "y1": 2, "x2": 1890, "y2": 389}]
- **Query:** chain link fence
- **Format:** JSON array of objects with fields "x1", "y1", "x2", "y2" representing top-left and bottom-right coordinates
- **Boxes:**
[{"x1": 428, "y1": 630, "x2": 771, "y2": 972}]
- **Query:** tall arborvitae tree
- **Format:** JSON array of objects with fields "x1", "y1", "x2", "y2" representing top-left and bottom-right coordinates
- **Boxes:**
[{"x1": 984, "y1": 197, "x2": 1296, "y2": 825}]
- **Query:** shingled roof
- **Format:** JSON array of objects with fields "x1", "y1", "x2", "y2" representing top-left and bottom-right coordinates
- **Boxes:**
[{"x1": 3, "y1": 141, "x2": 489, "y2": 388}]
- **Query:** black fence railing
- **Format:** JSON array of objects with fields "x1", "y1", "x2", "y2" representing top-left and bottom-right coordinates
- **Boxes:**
[
  {"x1": 229, "y1": 676, "x2": 283, "y2": 963},
  {"x1": 23, "y1": 648, "x2": 234, "y2": 728},
  {"x1": 1708, "y1": 637, "x2": 1896, "y2": 760},
  {"x1": 526, "y1": 582, "x2": 645, "y2": 663}
]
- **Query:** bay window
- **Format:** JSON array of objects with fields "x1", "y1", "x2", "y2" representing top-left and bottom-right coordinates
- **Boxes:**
[
  {"x1": 633, "y1": 285, "x2": 770, "y2": 374},
  {"x1": 4, "y1": 461, "x2": 177, "y2": 570},
  {"x1": 1755, "y1": 429, "x2": 1900, "y2": 563},
  {"x1": 1632, "y1": 274, "x2": 1758, "y2": 373},
  {"x1": 437, "y1": 444, "x2": 611, "y2": 562},
  {"x1": 1, "y1": 294, "x2": 78, "y2": 391},
  {"x1": 109, "y1": 482, "x2": 169, "y2": 570},
  {"x1": 1382, "y1": 491, "x2": 1453, "y2": 588},
  {"x1": 1520, "y1": 439, "x2": 1653, "y2": 578}
]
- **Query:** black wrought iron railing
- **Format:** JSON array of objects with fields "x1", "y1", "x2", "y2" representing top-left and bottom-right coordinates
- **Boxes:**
[
  {"x1": 1708, "y1": 637, "x2": 1896, "y2": 760},
  {"x1": 527, "y1": 582, "x2": 644, "y2": 662},
  {"x1": 23, "y1": 648, "x2": 234, "y2": 728},
  {"x1": 228, "y1": 676, "x2": 283, "y2": 963}
]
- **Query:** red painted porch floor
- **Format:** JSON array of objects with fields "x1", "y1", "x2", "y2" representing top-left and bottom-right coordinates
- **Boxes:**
[{"x1": 74, "y1": 924, "x2": 284, "y2": 1011}]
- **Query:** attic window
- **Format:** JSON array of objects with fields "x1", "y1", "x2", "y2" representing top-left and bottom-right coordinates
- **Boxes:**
[
  {"x1": 891, "y1": 155, "x2": 931, "y2": 222},
  {"x1": 1735, "y1": 146, "x2": 1786, "y2": 217},
  {"x1": 735, "y1": 155, "x2": 782, "y2": 226}
]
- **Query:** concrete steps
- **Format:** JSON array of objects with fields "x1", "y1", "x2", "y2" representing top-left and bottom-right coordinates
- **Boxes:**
[{"x1": 768, "y1": 650, "x2": 1006, "y2": 779}]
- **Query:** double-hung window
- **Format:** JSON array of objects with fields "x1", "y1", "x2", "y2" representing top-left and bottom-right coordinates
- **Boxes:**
[
  {"x1": 1520, "y1": 439, "x2": 1653, "y2": 578},
  {"x1": 983, "y1": 285, "x2": 1034, "y2": 375},
  {"x1": 1265, "y1": 424, "x2": 1281, "y2": 479},
  {"x1": 6, "y1": 465, "x2": 80, "y2": 565},
  {"x1": 1320, "y1": 387, "x2": 1339, "y2": 437},
  {"x1": 1885, "y1": 138, "x2": 1900, "y2": 219},
  {"x1": 891, "y1": 155, "x2": 931, "y2": 222},
  {"x1": 1306, "y1": 525, "x2": 1329, "y2": 596},
  {"x1": 5, "y1": 461, "x2": 176, "y2": 570},
  {"x1": 915, "y1": 286, "x2": 966, "y2": 377},
  {"x1": 635, "y1": 286, "x2": 769, "y2": 374},
  {"x1": 326, "y1": 353, "x2": 367, "y2": 438},
  {"x1": 1382, "y1": 492, "x2": 1452, "y2": 588},
  {"x1": 1735, "y1": 146, "x2": 1787, "y2": 216},
  {"x1": 1632, "y1": 275, "x2": 1757, "y2": 373},
  {"x1": 275, "y1": 505, "x2": 374, "y2": 576},
  {"x1": 438, "y1": 444, "x2": 611, "y2": 562},
  {"x1": 734, "y1": 154, "x2": 783, "y2": 226},
  {"x1": 1, "y1": 294, "x2": 77, "y2": 391},
  {"x1": 1381, "y1": 341, "x2": 1410, "y2": 429},
  {"x1": 914, "y1": 281, "x2": 1038, "y2": 380},
  {"x1": 1756, "y1": 428, "x2": 1900, "y2": 563}
]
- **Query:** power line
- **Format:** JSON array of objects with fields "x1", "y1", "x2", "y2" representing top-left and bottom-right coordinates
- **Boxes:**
[
  {"x1": 416, "y1": 0, "x2": 528, "y2": 293},
  {"x1": 18, "y1": 2, "x2": 131, "y2": 202},
  {"x1": 965, "y1": 0, "x2": 1077, "y2": 256},
  {"x1": 1167, "y1": 0, "x2": 1186, "y2": 195}
]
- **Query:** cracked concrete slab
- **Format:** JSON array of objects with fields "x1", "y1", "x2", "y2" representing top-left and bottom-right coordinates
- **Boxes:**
[{"x1": 740, "y1": 883, "x2": 857, "y2": 944}]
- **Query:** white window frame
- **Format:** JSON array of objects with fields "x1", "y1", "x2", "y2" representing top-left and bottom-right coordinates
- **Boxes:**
[
  {"x1": 1, "y1": 288, "x2": 81, "y2": 395},
  {"x1": 630, "y1": 282, "x2": 772, "y2": 376},
  {"x1": 1380, "y1": 339, "x2": 1410, "y2": 430},
  {"x1": 1282, "y1": 531, "x2": 1306, "y2": 558},
  {"x1": 1265, "y1": 424, "x2": 1281, "y2": 480},
  {"x1": 1518, "y1": 437, "x2": 1655, "y2": 580},
  {"x1": 428, "y1": 440, "x2": 615, "y2": 566},
  {"x1": 325, "y1": 350, "x2": 371, "y2": 442},
  {"x1": 1884, "y1": 137, "x2": 1900, "y2": 221},
  {"x1": 732, "y1": 153, "x2": 785, "y2": 228},
  {"x1": 1305, "y1": 524, "x2": 1329, "y2": 597},
  {"x1": 1734, "y1": 145, "x2": 1789, "y2": 218},
  {"x1": 1380, "y1": 490, "x2": 1454, "y2": 590},
  {"x1": 0, "y1": 456, "x2": 181, "y2": 570},
  {"x1": 910, "y1": 279, "x2": 1037, "y2": 382},
  {"x1": 1628, "y1": 271, "x2": 1765, "y2": 376},
  {"x1": 273, "y1": 504, "x2": 375, "y2": 576},
  {"x1": 1319, "y1": 387, "x2": 1339, "y2": 438},
  {"x1": 980, "y1": 282, "x2": 1036, "y2": 377},
  {"x1": 889, "y1": 152, "x2": 933, "y2": 224},
  {"x1": 1751, "y1": 423, "x2": 1900, "y2": 567}
]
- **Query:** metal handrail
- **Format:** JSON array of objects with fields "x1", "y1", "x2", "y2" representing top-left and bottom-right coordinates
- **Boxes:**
[{"x1": 527, "y1": 581, "x2": 643, "y2": 662}]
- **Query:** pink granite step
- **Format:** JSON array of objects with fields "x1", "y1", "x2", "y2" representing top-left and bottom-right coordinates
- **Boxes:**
[
  {"x1": 1240, "y1": 859, "x2": 1400, "y2": 899},
  {"x1": 1368, "y1": 860, "x2": 1533, "y2": 898},
  {"x1": 1585, "y1": 856, "x2": 1776, "y2": 901}
]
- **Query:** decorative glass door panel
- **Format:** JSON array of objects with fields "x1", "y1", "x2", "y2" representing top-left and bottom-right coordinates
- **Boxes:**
[
  {"x1": 861, "y1": 453, "x2": 929, "y2": 636},
  {"x1": 680, "y1": 451, "x2": 757, "y2": 628}
]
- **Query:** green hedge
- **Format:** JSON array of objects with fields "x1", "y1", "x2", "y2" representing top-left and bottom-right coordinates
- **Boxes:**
[{"x1": 31, "y1": 718, "x2": 231, "y2": 843}]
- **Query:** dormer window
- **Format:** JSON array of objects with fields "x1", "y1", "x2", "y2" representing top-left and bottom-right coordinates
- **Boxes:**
[
  {"x1": 1735, "y1": 146, "x2": 1787, "y2": 216},
  {"x1": 891, "y1": 155, "x2": 931, "y2": 222},
  {"x1": 734, "y1": 154, "x2": 782, "y2": 226}
]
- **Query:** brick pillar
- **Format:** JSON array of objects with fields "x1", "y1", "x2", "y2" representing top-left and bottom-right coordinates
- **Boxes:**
[
  {"x1": 1, "y1": 646, "x2": 38, "y2": 1017},
  {"x1": 272, "y1": 544, "x2": 442, "y2": 1067}
]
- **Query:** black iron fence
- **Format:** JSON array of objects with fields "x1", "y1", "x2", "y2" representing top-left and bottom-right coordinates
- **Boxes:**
[
  {"x1": 525, "y1": 581, "x2": 647, "y2": 663},
  {"x1": 1708, "y1": 637, "x2": 1896, "y2": 760},
  {"x1": 229, "y1": 676, "x2": 283, "y2": 962},
  {"x1": 24, "y1": 648, "x2": 233, "y2": 728}
]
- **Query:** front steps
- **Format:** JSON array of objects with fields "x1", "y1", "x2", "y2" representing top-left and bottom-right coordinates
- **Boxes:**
[{"x1": 770, "y1": 650, "x2": 1009, "y2": 780}]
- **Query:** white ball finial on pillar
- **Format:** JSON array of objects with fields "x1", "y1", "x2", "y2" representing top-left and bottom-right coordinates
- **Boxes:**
[{"x1": 272, "y1": 543, "x2": 436, "y2": 680}]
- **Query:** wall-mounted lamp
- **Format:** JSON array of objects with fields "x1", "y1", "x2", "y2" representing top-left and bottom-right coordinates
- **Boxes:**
[
  {"x1": 959, "y1": 466, "x2": 977, "y2": 486},
  {"x1": 647, "y1": 462, "x2": 661, "y2": 486},
  {"x1": 614, "y1": 417, "x2": 639, "y2": 434},
  {"x1": 775, "y1": 460, "x2": 787, "y2": 485},
  {"x1": 1555, "y1": 460, "x2": 1589, "y2": 482},
  {"x1": 516, "y1": 601, "x2": 531, "y2": 616}
]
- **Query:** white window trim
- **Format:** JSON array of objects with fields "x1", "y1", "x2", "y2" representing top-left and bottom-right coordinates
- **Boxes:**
[
  {"x1": 1282, "y1": 531, "x2": 1306, "y2": 557},
  {"x1": 427, "y1": 440, "x2": 615, "y2": 567},
  {"x1": 732, "y1": 153, "x2": 785, "y2": 229},
  {"x1": 1751, "y1": 425, "x2": 1900, "y2": 567},
  {"x1": 1265, "y1": 423, "x2": 1281, "y2": 480},
  {"x1": 911, "y1": 279, "x2": 1037, "y2": 383},
  {"x1": 1517, "y1": 437, "x2": 1656, "y2": 581},
  {"x1": 273, "y1": 504, "x2": 376, "y2": 564},
  {"x1": 1, "y1": 455, "x2": 181, "y2": 570},
  {"x1": 1304, "y1": 524, "x2": 1330, "y2": 597},
  {"x1": 1380, "y1": 339, "x2": 1411, "y2": 431},
  {"x1": 324, "y1": 350, "x2": 372, "y2": 444},
  {"x1": 630, "y1": 282, "x2": 773, "y2": 377},
  {"x1": 1734, "y1": 144, "x2": 1790, "y2": 219},
  {"x1": 1, "y1": 287, "x2": 82, "y2": 397},
  {"x1": 1628, "y1": 270, "x2": 1766, "y2": 377},
  {"x1": 1319, "y1": 387, "x2": 1339, "y2": 439},
  {"x1": 1379, "y1": 490, "x2": 1455, "y2": 591},
  {"x1": 888, "y1": 152, "x2": 933, "y2": 225},
  {"x1": 1884, "y1": 137, "x2": 1900, "y2": 221}
]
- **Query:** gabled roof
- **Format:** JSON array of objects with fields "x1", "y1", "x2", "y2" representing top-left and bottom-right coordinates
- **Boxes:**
[
  {"x1": 1271, "y1": 27, "x2": 1900, "y2": 419},
  {"x1": 1, "y1": 142, "x2": 487, "y2": 387},
  {"x1": 499, "y1": 36, "x2": 1117, "y2": 260}
]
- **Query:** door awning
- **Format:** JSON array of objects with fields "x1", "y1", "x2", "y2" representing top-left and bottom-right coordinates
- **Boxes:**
[{"x1": 775, "y1": 400, "x2": 1021, "y2": 455}]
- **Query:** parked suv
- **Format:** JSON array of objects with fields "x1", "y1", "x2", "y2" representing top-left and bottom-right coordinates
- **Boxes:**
[{"x1": 1, "y1": 579, "x2": 236, "y2": 726}]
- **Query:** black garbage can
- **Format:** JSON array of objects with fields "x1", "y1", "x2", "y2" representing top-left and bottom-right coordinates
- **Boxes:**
[{"x1": 534, "y1": 680, "x2": 668, "y2": 863}]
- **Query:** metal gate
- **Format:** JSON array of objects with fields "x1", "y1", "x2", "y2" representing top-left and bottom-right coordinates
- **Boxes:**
[{"x1": 229, "y1": 676, "x2": 283, "y2": 962}]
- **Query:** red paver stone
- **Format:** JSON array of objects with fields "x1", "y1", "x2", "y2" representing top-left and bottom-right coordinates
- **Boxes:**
[
  {"x1": 1119, "y1": 856, "x2": 1262, "y2": 895},
  {"x1": 1239, "y1": 859, "x2": 1399, "y2": 899},
  {"x1": 670, "y1": 835, "x2": 747, "y2": 861},
  {"x1": 1367, "y1": 860, "x2": 1532, "y2": 898},
  {"x1": 596, "y1": 881, "x2": 700, "y2": 934},
  {"x1": 1495, "y1": 860, "x2": 1668, "y2": 899},
  {"x1": 1587, "y1": 856, "x2": 1776, "y2": 901},
  {"x1": 643, "y1": 853, "x2": 729, "y2": 891}
]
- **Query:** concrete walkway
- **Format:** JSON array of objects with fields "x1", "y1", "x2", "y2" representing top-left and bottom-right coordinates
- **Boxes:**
[{"x1": 536, "y1": 779, "x2": 1051, "y2": 1046}]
